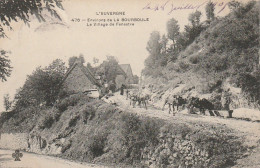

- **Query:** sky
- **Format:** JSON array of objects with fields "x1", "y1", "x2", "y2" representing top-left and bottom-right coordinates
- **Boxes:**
[{"x1": 0, "y1": 0, "x2": 249, "y2": 112}]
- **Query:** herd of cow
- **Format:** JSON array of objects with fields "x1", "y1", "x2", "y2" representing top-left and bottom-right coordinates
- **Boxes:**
[{"x1": 128, "y1": 91, "x2": 223, "y2": 117}]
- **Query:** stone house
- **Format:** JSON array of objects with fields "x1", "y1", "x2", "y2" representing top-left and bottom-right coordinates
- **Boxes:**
[
  {"x1": 114, "y1": 64, "x2": 135, "y2": 89},
  {"x1": 119, "y1": 64, "x2": 134, "y2": 84},
  {"x1": 60, "y1": 59, "x2": 101, "y2": 95},
  {"x1": 115, "y1": 64, "x2": 127, "y2": 89}
]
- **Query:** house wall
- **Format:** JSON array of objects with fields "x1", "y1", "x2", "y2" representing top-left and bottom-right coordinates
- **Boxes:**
[
  {"x1": 63, "y1": 65, "x2": 97, "y2": 93},
  {"x1": 125, "y1": 67, "x2": 134, "y2": 84},
  {"x1": 115, "y1": 75, "x2": 126, "y2": 89}
]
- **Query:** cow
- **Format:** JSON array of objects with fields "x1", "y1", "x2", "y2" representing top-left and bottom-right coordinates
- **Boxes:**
[
  {"x1": 187, "y1": 97, "x2": 218, "y2": 116},
  {"x1": 162, "y1": 95, "x2": 187, "y2": 115},
  {"x1": 129, "y1": 92, "x2": 150, "y2": 110}
]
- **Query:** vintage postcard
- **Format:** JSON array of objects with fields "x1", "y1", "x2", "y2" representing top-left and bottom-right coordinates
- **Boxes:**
[{"x1": 0, "y1": 0, "x2": 259, "y2": 167}]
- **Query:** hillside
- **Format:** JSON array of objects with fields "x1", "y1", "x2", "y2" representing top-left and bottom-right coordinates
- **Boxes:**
[
  {"x1": 142, "y1": 1, "x2": 259, "y2": 110},
  {"x1": 1, "y1": 92, "x2": 259, "y2": 167}
]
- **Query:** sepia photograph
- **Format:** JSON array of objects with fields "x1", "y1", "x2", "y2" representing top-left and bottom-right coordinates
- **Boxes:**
[{"x1": 0, "y1": 0, "x2": 259, "y2": 167}]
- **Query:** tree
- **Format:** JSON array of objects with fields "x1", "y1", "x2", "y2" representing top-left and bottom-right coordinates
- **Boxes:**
[
  {"x1": 159, "y1": 35, "x2": 169, "y2": 66},
  {"x1": 160, "y1": 35, "x2": 168, "y2": 54},
  {"x1": 188, "y1": 11, "x2": 202, "y2": 27},
  {"x1": 47, "y1": 59, "x2": 67, "y2": 74},
  {"x1": 176, "y1": 32, "x2": 189, "y2": 51},
  {"x1": 68, "y1": 55, "x2": 85, "y2": 68},
  {"x1": 228, "y1": 0, "x2": 242, "y2": 11},
  {"x1": 3, "y1": 94, "x2": 12, "y2": 111},
  {"x1": 143, "y1": 31, "x2": 163, "y2": 76},
  {"x1": 166, "y1": 18, "x2": 180, "y2": 45},
  {"x1": 185, "y1": 11, "x2": 204, "y2": 45},
  {"x1": 14, "y1": 59, "x2": 66, "y2": 108},
  {"x1": 0, "y1": 0, "x2": 63, "y2": 82},
  {"x1": 0, "y1": 50, "x2": 12, "y2": 82},
  {"x1": 96, "y1": 56, "x2": 120, "y2": 83},
  {"x1": 206, "y1": 1, "x2": 215, "y2": 21},
  {"x1": 0, "y1": 0, "x2": 63, "y2": 38}
]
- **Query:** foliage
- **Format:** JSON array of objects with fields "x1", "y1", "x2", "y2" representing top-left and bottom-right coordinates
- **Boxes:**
[
  {"x1": 185, "y1": 11, "x2": 204, "y2": 46},
  {"x1": 0, "y1": 0, "x2": 63, "y2": 38},
  {"x1": 0, "y1": 50, "x2": 12, "y2": 82},
  {"x1": 228, "y1": 0, "x2": 242, "y2": 11},
  {"x1": 68, "y1": 115, "x2": 80, "y2": 127},
  {"x1": 81, "y1": 105, "x2": 95, "y2": 123},
  {"x1": 143, "y1": 31, "x2": 163, "y2": 77},
  {"x1": 188, "y1": 11, "x2": 202, "y2": 27},
  {"x1": 95, "y1": 55, "x2": 121, "y2": 84},
  {"x1": 166, "y1": 18, "x2": 180, "y2": 44},
  {"x1": 3, "y1": 93, "x2": 12, "y2": 111},
  {"x1": 68, "y1": 54, "x2": 85, "y2": 68},
  {"x1": 1, "y1": 106, "x2": 40, "y2": 132},
  {"x1": 86, "y1": 132, "x2": 108, "y2": 159},
  {"x1": 14, "y1": 59, "x2": 66, "y2": 108},
  {"x1": 107, "y1": 113, "x2": 163, "y2": 164},
  {"x1": 235, "y1": 70, "x2": 260, "y2": 104},
  {"x1": 143, "y1": 1, "x2": 259, "y2": 105},
  {"x1": 205, "y1": 1, "x2": 215, "y2": 21},
  {"x1": 39, "y1": 115, "x2": 54, "y2": 129},
  {"x1": 0, "y1": 0, "x2": 63, "y2": 83},
  {"x1": 55, "y1": 93, "x2": 89, "y2": 112}
]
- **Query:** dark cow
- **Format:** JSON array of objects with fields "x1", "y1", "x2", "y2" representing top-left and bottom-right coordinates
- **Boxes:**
[{"x1": 188, "y1": 97, "x2": 218, "y2": 116}]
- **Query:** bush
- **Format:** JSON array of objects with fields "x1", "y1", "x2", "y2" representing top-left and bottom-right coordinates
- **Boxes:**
[
  {"x1": 235, "y1": 71, "x2": 260, "y2": 105},
  {"x1": 81, "y1": 106, "x2": 95, "y2": 123},
  {"x1": 39, "y1": 115, "x2": 54, "y2": 129},
  {"x1": 178, "y1": 61, "x2": 190, "y2": 72},
  {"x1": 86, "y1": 133, "x2": 107, "y2": 159},
  {"x1": 189, "y1": 55, "x2": 201, "y2": 64},
  {"x1": 55, "y1": 93, "x2": 87, "y2": 112},
  {"x1": 107, "y1": 113, "x2": 163, "y2": 164},
  {"x1": 61, "y1": 140, "x2": 72, "y2": 153},
  {"x1": 68, "y1": 116, "x2": 80, "y2": 127}
]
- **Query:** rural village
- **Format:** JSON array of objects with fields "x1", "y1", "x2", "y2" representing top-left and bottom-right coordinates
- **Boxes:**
[{"x1": 0, "y1": 0, "x2": 260, "y2": 168}]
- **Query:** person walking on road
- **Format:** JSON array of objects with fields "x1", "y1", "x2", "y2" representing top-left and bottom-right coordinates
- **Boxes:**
[{"x1": 222, "y1": 89, "x2": 233, "y2": 118}]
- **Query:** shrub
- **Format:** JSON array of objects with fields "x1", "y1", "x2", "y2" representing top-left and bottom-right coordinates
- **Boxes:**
[
  {"x1": 52, "y1": 108, "x2": 63, "y2": 121},
  {"x1": 39, "y1": 115, "x2": 54, "y2": 129},
  {"x1": 189, "y1": 55, "x2": 201, "y2": 64},
  {"x1": 55, "y1": 94, "x2": 86, "y2": 112},
  {"x1": 178, "y1": 61, "x2": 190, "y2": 72},
  {"x1": 68, "y1": 115, "x2": 80, "y2": 127},
  {"x1": 81, "y1": 106, "x2": 95, "y2": 123},
  {"x1": 107, "y1": 113, "x2": 163, "y2": 164},
  {"x1": 86, "y1": 133, "x2": 107, "y2": 159}
]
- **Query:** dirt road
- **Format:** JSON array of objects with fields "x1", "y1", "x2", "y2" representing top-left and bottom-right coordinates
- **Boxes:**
[
  {"x1": 109, "y1": 93, "x2": 260, "y2": 144},
  {"x1": 0, "y1": 149, "x2": 107, "y2": 168}
]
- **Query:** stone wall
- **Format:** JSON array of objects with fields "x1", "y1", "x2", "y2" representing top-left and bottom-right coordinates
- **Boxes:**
[
  {"x1": 141, "y1": 133, "x2": 210, "y2": 167},
  {"x1": 0, "y1": 133, "x2": 29, "y2": 150},
  {"x1": 27, "y1": 134, "x2": 62, "y2": 155}
]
